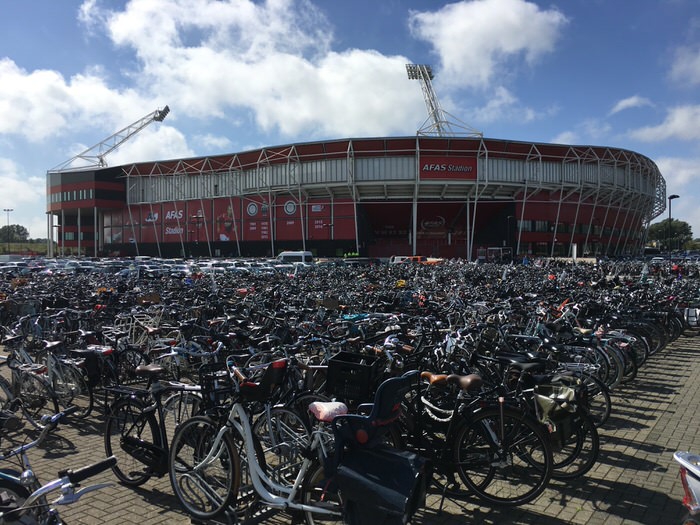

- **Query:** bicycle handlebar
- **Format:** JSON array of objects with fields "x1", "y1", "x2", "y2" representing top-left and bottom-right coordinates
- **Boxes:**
[{"x1": 58, "y1": 455, "x2": 117, "y2": 485}]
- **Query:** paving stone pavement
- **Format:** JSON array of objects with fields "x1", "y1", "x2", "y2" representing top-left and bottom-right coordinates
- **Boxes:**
[{"x1": 3, "y1": 331, "x2": 700, "y2": 525}]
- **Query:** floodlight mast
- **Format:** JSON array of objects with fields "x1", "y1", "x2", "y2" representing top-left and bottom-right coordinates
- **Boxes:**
[
  {"x1": 48, "y1": 105, "x2": 170, "y2": 172},
  {"x1": 405, "y1": 64, "x2": 482, "y2": 138}
]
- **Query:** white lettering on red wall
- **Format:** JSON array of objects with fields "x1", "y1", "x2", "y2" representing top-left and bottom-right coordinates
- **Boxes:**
[{"x1": 419, "y1": 156, "x2": 477, "y2": 180}]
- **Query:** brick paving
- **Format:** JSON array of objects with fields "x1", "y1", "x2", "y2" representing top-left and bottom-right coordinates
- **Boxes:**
[{"x1": 3, "y1": 330, "x2": 700, "y2": 525}]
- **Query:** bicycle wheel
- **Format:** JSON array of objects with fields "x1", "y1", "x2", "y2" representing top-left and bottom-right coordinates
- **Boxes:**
[
  {"x1": 301, "y1": 461, "x2": 344, "y2": 525},
  {"x1": 104, "y1": 397, "x2": 161, "y2": 486},
  {"x1": 169, "y1": 415, "x2": 240, "y2": 520},
  {"x1": 576, "y1": 373, "x2": 612, "y2": 428},
  {"x1": 454, "y1": 406, "x2": 553, "y2": 506},
  {"x1": 550, "y1": 411, "x2": 600, "y2": 479},
  {"x1": 52, "y1": 361, "x2": 93, "y2": 418},
  {"x1": 252, "y1": 406, "x2": 311, "y2": 485},
  {"x1": 0, "y1": 477, "x2": 31, "y2": 522},
  {"x1": 162, "y1": 390, "x2": 202, "y2": 440},
  {"x1": 13, "y1": 371, "x2": 59, "y2": 427}
]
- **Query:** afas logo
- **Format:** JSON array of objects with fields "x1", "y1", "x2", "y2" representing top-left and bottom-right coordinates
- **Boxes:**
[
  {"x1": 165, "y1": 210, "x2": 184, "y2": 220},
  {"x1": 422, "y1": 163, "x2": 447, "y2": 172}
]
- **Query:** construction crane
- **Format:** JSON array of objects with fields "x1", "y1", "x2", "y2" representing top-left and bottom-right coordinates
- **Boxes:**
[
  {"x1": 405, "y1": 64, "x2": 482, "y2": 138},
  {"x1": 48, "y1": 105, "x2": 170, "y2": 172}
]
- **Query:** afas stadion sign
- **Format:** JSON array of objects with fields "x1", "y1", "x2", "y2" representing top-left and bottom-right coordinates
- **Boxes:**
[{"x1": 419, "y1": 156, "x2": 477, "y2": 180}]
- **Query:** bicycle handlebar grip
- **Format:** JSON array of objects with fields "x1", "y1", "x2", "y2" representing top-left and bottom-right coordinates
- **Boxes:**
[{"x1": 59, "y1": 456, "x2": 117, "y2": 484}]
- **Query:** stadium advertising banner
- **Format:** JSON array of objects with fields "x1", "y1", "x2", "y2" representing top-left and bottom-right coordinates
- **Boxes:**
[
  {"x1": 419, "y1": 156, "x2": 477, "y2": 180},
  {"x1": 213, "y1": 198, "x2": 242, "y2": 243}
]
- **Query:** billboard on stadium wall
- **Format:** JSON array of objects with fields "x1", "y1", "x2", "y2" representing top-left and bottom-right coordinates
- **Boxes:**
[
  {"x1": 418, "y1": 156, "x2": 477, "y2": 180},
  {"x1": 213, "y1": 198, "x2": 242, "y2": 243}
]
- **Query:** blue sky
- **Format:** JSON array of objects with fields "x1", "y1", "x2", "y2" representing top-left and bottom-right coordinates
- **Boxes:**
[{"x1": 1, "y1": 0, "x2": 699, "y2": 241}]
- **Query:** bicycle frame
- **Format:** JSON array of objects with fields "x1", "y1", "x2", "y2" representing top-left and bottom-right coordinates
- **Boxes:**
[{"x1": 107, "y1": 379, "x2": 203, "y2": 477}]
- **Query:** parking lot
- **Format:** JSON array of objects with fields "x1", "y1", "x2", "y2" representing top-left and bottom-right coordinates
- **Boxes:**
[{"x1": 2, "y1": 331, "x2": 700, "y2": 525}]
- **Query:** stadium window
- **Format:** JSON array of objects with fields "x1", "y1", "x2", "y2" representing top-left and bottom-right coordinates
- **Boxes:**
[
  {"x1": 534, "y1": 220, "x2": 548, "y2": 232},
  {"x1": 517, "y1": 220, "x2": 532, "y2": 232}
]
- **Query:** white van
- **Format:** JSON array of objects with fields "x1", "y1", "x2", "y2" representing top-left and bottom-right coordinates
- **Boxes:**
[{"x1": 276, "y1": 250, "x2": 314, "y2": 264}]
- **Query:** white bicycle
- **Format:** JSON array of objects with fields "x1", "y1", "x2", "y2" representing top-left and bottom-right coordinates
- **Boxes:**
[{"x1": 168, "y1": 359, "x2": 429, "y2": 524}]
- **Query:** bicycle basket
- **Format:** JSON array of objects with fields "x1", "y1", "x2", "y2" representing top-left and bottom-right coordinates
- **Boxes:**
[
  {"x1": 326, "y1": 351, "x2": 382, "y2": 402},
  {"x1": 199, "y1": 362, "x2": 235, "y2": 410}
]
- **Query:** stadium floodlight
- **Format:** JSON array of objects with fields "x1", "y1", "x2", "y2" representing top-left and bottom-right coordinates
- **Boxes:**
[{"x1": 405, "y1": 64, "x2": 481, "y2": 138}]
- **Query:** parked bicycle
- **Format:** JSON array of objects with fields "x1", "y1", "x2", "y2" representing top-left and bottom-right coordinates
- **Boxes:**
[{"x1": 167, "y1": 360, "x2": 430, "y2": 524}]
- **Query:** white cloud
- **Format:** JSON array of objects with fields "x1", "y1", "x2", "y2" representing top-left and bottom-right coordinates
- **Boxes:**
[
  {"x1": 196, "y1": 133, "x2": 233, "y2": 152},
  {"x1": 669, "y1": 44, "x2": 700, "y2": 86},
  {"x1": 0, "y1": 158, "x2": 44, "y2": 206},
  {"x1": 76, "y1": 0, "x2": 424, "y2": 139},
  {"x1": 551, "y1": 131, "x2": 578, "y2": 145},
  {"x1": 609, "y1": 95, "x2": 653, "y2": 116},
  {"x1": 468, "y1": 86, "x2": 537, "y2": 124},
  {"x1": 105, "y1": 126, "x2": 194, "y2": 166},
  {"x1": 0, "y1": 57, "x2": 160, "y2": 142},
  {"x1": 630, "y1": 105, "x2": 700, "y2": 141},
  {"x1": 408, "y1": 0, "x2": 568, "y2": 89},
  {"x1": 656, "y1": 156, "x2": 700, "y2": 188},
  {"x1": 655, "y1": 156, "x2": 700, "y2": 237}
]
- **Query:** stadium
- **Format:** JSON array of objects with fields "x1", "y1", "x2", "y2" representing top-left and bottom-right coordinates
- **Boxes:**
[{"x1": 45, "y1": 66, "x2": 666, "y2": 261}]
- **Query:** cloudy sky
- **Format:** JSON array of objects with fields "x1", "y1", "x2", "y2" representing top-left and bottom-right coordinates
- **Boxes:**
[{"x1": 1, "y1": 0, "x2": 699, "y2": 241}]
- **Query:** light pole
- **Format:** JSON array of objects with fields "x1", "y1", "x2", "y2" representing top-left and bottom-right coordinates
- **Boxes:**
[
  {"x1": 668, "y1": 194, "x2": 679, "y2": 260},
  {"x1": 3, "y1": 208, "x2": 12, "y2": 254}
]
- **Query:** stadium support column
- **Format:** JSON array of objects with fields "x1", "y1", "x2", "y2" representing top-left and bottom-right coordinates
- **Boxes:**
[
  {"x1": 465, "y1": 198, "x2": 471, "y2": 261},
  {"x1": 61, "y1": 210, "x2": 65, "y2": 256},
  {"x1": 94, "y1": 207, "x2": 98, "y2": 257},
  {"x1": 77, "y1": 207, "x2": 81, "y2": 256},
  {"x1": 46, "y1": 212, "x2": 52, "y2": 258},
  {"x1": 516, "y1": 178, "x2": 527, "y2": 257},
  {"x1": 412, "y1": 198, "x2": 418, "y2": 256}
]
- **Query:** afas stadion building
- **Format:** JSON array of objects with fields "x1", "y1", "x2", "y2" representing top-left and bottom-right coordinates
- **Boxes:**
[{"x1": 45, "y1": 135, "x2": 665, "y2": 260}]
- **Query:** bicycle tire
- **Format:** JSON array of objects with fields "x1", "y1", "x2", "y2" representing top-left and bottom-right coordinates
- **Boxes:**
[
  {"x1": 301, "y1": 461, "x2": 344, "y2": 525},
  {"x1": 0, "y1": 477, "x2": 31, "y2": 523},
  {"x1": 13, "y1": 371, "x2": 59, "y2": 428},
  {"x1": 550, "y1": 411, "x2": 600, "y2": 479},
  {"x1": 168, "y1": 415, "x2": 240, "y2": 520},
  {"x1": 251, "y1": 406, "x2": 311, "y2": 485},
  {"x1": 162, "y1": 390, "x2": 203, "y2": 440},
  {"x1": 576, "y1": 373, "x2": 612, "y2": 428},
  {"x1": 454, "y1": 405, "x2": 553, "y2": 507},
  {"x1": 104, "y1": 396, "x2": 161, "y2": 487},
  {"x1": 52, "y1": 361, "x2": 93, "y2": 418}
]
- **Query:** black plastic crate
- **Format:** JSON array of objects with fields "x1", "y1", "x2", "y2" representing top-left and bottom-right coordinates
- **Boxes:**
[{"x1": 326, "y1": 351, "x2": 382, "y2": 401}]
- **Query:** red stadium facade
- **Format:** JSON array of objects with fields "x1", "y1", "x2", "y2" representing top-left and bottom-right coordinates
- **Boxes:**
[{"x1": 46, "y1": 136, "x2": 666, "y2": 260}]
